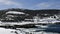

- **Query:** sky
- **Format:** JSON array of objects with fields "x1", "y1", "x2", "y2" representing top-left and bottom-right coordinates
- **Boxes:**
[{"x1": 0, "y1": 0, "x2": 60, "y2": 10}]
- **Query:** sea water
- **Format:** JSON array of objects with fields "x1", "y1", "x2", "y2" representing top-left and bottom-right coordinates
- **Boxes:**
[{"x1": 15, "y1": 24, "x2": 60, "y2": 34}]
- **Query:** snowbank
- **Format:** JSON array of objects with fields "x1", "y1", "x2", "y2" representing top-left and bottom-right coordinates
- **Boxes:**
[{"x1": 0, "y1": 28, "x2": 16, "y2": 34}]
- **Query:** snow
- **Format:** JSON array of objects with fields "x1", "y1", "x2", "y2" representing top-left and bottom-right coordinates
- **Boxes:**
[
  {"x1": 0, "y1": 27, "x2": 59, "y2": 34},
  {"x1": 0, "y1": 28, "x2": 16, "y2": 34},
  {"x1": 6, "y1": 11, "x2": 25, "y2": 14}
]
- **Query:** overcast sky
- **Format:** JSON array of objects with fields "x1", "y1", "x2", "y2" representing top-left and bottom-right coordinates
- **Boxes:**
[{"x1": 0, "y1": 0, "x2": 60, "y2": 10}]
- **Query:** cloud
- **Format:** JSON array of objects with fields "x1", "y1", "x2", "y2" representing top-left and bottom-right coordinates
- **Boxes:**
[
  {"x1": 27, "y1": 2, "x2": 52, "y2": 10},
  {"x1": 0, "y1": 0, "x2": 23, "y2": 9},
  {"x1": 37, "y1": 3, "x2": 51, "y2": 8},
  {"x1": 34, "y1": 2, "x2": 60, "y2": 9},
  {"x1": 0, "y1": 0, "x2": 22, "y2": 5}
]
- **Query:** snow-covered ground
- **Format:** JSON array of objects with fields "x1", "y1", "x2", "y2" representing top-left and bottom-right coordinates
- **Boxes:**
[
  {"x1": 0, "y1": 27, "x2": 59, "y2": 34},
  {"x1": 0, "y1": 28, "x2": 16, "y2": 34}
]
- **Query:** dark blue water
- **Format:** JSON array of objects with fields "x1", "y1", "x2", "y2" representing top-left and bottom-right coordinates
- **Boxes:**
[
  {"x1": 35, "y1": 24, "x2": 60, "y2": 33},
  {"x1": 45, "y1": 24, "x2": 60, "y2": 33}
]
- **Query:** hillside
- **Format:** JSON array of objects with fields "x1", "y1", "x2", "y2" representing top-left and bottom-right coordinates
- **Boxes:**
[
  {"x1": 0, "y1": 8, "x2": 60, "y2": 20},
  {"x1": 0, "y1": 8, "x2": 60, "y2": 15}
]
